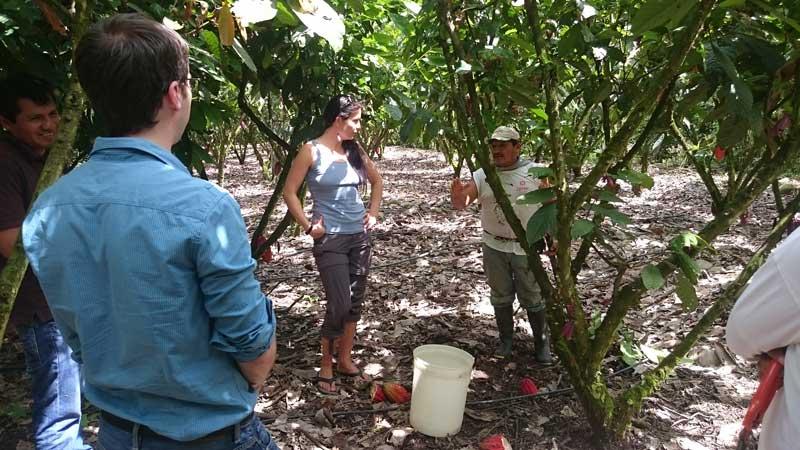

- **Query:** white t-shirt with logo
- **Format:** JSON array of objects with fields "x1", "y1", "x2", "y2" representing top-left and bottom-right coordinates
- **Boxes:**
[{"x1": 472, "y1": 160, "x2": 544, "y2": 255}]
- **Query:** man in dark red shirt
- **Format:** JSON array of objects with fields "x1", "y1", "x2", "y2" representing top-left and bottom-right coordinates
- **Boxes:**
[{"x1": 0, "y1": 75, "x2": 90, "y2": 450}]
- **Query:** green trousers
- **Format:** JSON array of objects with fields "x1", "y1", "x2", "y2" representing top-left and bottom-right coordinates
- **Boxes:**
[{"x1": 482, "y1": 243, "x2": 544, "y2": 312}]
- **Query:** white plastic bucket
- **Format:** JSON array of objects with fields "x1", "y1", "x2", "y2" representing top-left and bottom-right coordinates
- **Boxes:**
[{"x1": 409, "y1": 344, "x2": 475, "y2": 437}]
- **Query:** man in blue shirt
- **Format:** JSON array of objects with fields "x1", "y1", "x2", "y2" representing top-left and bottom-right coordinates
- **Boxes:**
[{"x1": 22, "y1": 13, "x2": 279, "y2": 449}]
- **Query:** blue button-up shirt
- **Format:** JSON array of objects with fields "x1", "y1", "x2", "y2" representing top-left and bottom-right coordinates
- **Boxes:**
[{"x1": 22, "y1": 137, "x2": 276, "y2": 441}]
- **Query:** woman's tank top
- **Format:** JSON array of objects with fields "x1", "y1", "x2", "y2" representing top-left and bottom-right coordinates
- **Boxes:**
[{"x1": 305, "y1": 141, "x2": 366, "y2": 234}]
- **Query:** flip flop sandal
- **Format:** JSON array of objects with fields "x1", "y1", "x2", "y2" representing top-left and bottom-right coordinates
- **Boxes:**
[
  {"x1": 315, "y1": 376, "x2": 338, "y2": 395},
  {"x1": 335, "y1": 367, "x2": 363, "y2": 378}
]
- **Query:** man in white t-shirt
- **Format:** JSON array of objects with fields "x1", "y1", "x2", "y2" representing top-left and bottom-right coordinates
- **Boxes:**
[
  {"x1": 726, "y1": 230, "x2": 800, "y2": 449},
  {"x1": 450, "y1": 126, "x2": 552, "y2": 363}
]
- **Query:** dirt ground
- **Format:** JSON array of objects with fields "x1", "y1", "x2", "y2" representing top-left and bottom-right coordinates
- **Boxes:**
[{"x1": 0, "y1": 146, "x2": 776, "y2": 450}]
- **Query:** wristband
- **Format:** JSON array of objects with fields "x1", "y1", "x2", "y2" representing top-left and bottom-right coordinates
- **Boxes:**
[{"x1": 305, "y1": 224, "x2": 313, "y2": 235}]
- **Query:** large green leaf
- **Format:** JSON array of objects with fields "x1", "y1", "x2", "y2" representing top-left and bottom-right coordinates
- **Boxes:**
[
  {"x1": 502, "y1": 85, "x2": 538, "y2": 108},
  {"x1": 710, "y1": 43, "x2": 753, "y2": 116},
  {"x1": 399, "y1": 110, "x2": 429, "y2": 143},
  {"x1": 532, "y1": 108, "x2": 548, "y2": 120},
  {"x1": 675, "y1": 250, "x2": 701, "y2": 284},
  {"x1": 455, "y1": 60, "x2": 473, "y2": 74},
  {"x1": 232, "y1": 0, "x2": 277, "y2": 27},
  {"x1": 619, "y1": 331, "x2": 643, "y2": 366},
  {"x1": 736, "y1": 36, "x2": 785, "y2": 76},
  {"x1": 528, "y1": 166, "x2": 554, "y2": 179},
  {"x1": 720, "y1": 0, "x2": 746, "y2": 7},
  {"x1": 641, "y1": 264, "x2": 665, "y2": 290},
  {"x1": 716, "y1": 113, "x2": 749, "y2": 149},
  {"x1": 232, "y1": 38, "x2": 257, "y2": 73},
  {"x1": 385, "y1": 102, "x2": 403, "y2": 121},
  {"x1": 670, "y1": 231, "x2": 709, "y2": 251},
  {"x1": 597, "y1": 190, "x2": 623, "y2": 203},
  {"x1": 289, "y1": 0, "x2": 345, "y2": 52},
  {"x1": 630, "y1": 0, "x2": 695, "y2": 35},
  {"x1": 571, "y1": 219, "x2": 595, "y2": 239},
  {"x1": 517, "y1": 187, "x2": 555, "y2": 205},
  {"x1": 526, "y1": 203, "x2": 557, "y2": 244},
  {"x1": 557, "y1": 26, "x2": 585, "y2": 56},
  {"x1": 675, "y1": 273, "x2": 699, "y2": 311},
  {"x1": 589, "y1": 205, "x2": 632, "y2": 225},
  {"x1": 614, "y1": 169, "x2": 654, "y2": 189}
]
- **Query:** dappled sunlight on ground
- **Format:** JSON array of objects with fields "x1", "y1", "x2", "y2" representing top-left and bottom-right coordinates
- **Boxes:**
[{"x1": 0, "y1": 145, "x2": 783, "y2": 449}]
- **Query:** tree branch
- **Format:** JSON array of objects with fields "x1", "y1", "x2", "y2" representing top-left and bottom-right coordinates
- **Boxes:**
[{"x1": 569, "y1": 0, "x2": 715, "y2": 216}]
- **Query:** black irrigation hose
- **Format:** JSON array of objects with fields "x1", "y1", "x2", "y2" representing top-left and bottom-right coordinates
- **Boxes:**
[{"x1": 258, "y1": 363, "x2": 643, "y2": 425}]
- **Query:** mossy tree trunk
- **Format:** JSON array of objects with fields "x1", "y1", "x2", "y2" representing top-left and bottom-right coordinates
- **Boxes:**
[{"x1": 0, "y1": 0, "x2": 92, "y2": 348}]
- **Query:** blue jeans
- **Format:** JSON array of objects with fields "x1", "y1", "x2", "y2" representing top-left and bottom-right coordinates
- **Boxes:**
[
  {"x1": 97, "y1": 414, "x2": 280, "y2": 450},
  {"x1": 19, "y1": 319, "x2": 90, "y2": 450}
]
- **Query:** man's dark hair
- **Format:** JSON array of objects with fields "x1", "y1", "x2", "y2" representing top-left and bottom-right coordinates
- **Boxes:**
[
  {"x1": 0, "y1": 75, "x2": 56, "y2": 122},
  {"x1": 75, "y1": 13, "x2": 189, "y2": 136}
]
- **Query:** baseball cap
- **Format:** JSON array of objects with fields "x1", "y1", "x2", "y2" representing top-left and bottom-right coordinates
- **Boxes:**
[{"x1": 490, "y1": 126, "x2": 520, "y2": 141}]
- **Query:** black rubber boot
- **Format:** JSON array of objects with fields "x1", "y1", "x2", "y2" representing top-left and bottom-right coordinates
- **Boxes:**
[
  {"x1": 494, "y1": 306, "x2": 514, "y2": 358},
  {"x1": 527, "y1": 309, "x2": 553, "y2": 364}
]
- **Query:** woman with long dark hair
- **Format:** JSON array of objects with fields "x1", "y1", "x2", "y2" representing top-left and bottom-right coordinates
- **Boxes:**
[{"x1": 283, "y1": 95, "x2": 383, "y2": 394}]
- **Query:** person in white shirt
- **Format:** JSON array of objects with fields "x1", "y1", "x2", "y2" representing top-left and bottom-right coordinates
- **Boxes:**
[
  {"x1": 450, "y1": 126, "x2": 552, "y2": 363},
  {"x1": 726, "y1": 230, "x2": 800, "y2": 449}
]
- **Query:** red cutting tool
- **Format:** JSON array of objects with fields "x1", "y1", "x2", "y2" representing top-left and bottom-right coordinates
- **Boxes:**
[{"x1": 736, "y1": 357, "x2": 784, "y2": 450}]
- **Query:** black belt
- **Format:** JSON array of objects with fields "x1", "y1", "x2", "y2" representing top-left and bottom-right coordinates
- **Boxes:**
[{"x1": 100, "y1": 411, "x2": 254, "y2": 443}]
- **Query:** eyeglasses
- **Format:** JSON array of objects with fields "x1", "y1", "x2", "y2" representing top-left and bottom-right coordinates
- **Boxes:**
[{"x1": 179, "y1": 75, "x2": 197, "y2": 91}]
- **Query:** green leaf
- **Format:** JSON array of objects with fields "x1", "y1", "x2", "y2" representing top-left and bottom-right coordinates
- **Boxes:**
[
  {"x1": 532, "y1": 108, "x2": 548, "y2": 120},
  {"x1": 736, "y1": 36, "x2": 786, "y2": 76},
  {"x1": 275, "y1": 0, "x2": 301, "y2": 26},
  {"x1": 619, "y1": 332, "x2": 643, "y2": 367},
  {"x1": 675, "y1": 250, "x2": 701, "y2": 284},
  {"x1": 528, "y1": 166, "x2": 554, "y2": 178},
  {"x1": 2, "y1": 402, "x2": 28, "y2": 419},
  {"x1": 385, "y1": 103, "x2": 403, "y2": 121},
  {"x1": 189, "y1": 103, "x2": 207, "y2": 130},
  {"x1": 720, "y1": 0, "x2": 746, "y2": 7},
  {"x1": 232, "y1": 0, "x2": 277, "y2": 27},
  {"x1": 526, "y1": 203, "x2": 557, "y2": 244},
  {"x1": 290, "y1": 0, "x2": 345, "y2": 52},
  {"x1": 613, "y1": 169, "x2": 654, "y2": 189},
  {"x1": 504, "y1": 86, "x2": 538, "y2": 108},
  {"x1": 455, "y1": 60, "x2": 473, "y2": 73},
  {"x1": 670, "y1": 231, "x2": 708, "y2": 251},
  {"x1": 716, "y1": 114, "x2": 749, "y2": 149},
  {"x1": 710, "y1": 43, "x2": 753, "y2": 116},
  {"x1": 597, "y1": 190, "x2": 623, "y2": 203},
  {"x1": 590, "y1": 80, "x2": 613, "y2": 104},
  {"x1": 571, "y1": 219, "x2": 595, "y2": 239},
  {"x1": 199, "y1": 30, "x2": 221, "y2": 60},
  {"x1": 641, "y1": 264, "x2": 665, "y2": 290},
  {"x1": 675, "y1": 273, "x2": 699, "y2": 311},
  {"x1": 630, "y1": 0, "x2": 695, "y2": 36},
  {"x1": 517, "y1": 187, "x2": 555, "y2": 205},
  {"x1": 399, "y1": 110, "x2": 429, "y2": 143},
  {"x1": 424, "y1": 53, "x2": 447, "y2": 67},
  {"x1": 640, "y1": 345, "x2": 669, "y2": 363},
  {"x1": 557, "y1": 26, "x2": 585, "y2": 56},
  {"x1": 232, "y1": 38, "x2": 257, "y2": 73},
  {"x1": 589, "y1": 205, "x2": 631, "y2": 225},
  {"x1": 403, "y1": 0, "x2": 421, "y2": 15}
]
